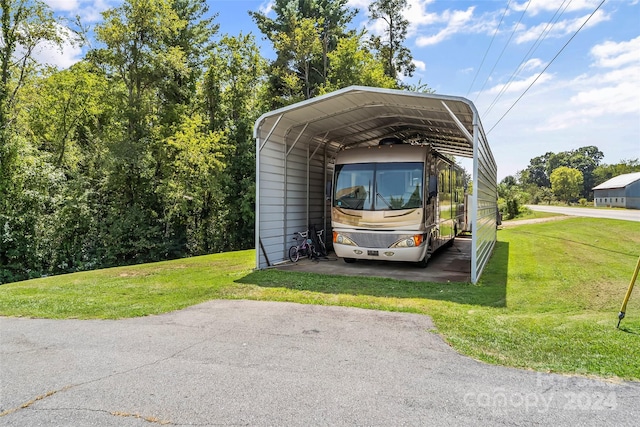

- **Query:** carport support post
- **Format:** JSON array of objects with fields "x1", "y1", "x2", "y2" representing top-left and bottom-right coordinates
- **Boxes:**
[
  {"x1": 471, "y1": 120, "x2": 479, "y2": 284},
  {"x1": 284, "y1": 123, "x2": 310, "y2": 259},
  {"x1": 323, "y1": 143, "x2": 329, "y2": 243},
  {"x1": 441, "y1": 100, "x2": 480, "y2": 284},
  {"x1": 307, "y1": 138, "x2": 324, "y2": 228}
]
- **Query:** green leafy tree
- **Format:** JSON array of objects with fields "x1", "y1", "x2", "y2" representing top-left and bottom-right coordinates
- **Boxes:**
[
  {"x1": 19, "y1": 61, "x2": 108, "y2": 170},
  {"x1": 15, "y1": 61, "x2": 115, "y2": 274},
  {"x1": 321, "y1": 31, "x2": 396, "y2": 92},
  {"x1": 497, "y1": 175, "x2": 524, "y2": 219},
  {"x1": 94, "y1": 0, "x2": 185, "y2": 143},
  {"x1": 203, "y1": 33, "x2": 266, "y2": 250},
  {"x1": 0, "y1": 0, "x2": 61, "y2": 134},
  {"x1": 520, "y1": 153, "x2": 552, "y2": 188},
  {"x1": 0, "y1": 0, "x2": 66, "y2": 283},
  {"x1": 315, "y1": 0, "x2": 357, "y2": 82},
  {"x1": 547, "y1": 146, "x2": 603, "y2": 199},
  {"x1": 91, "y1": 0, "x2": 178, "y2": 262},
  {"x1": 250, "y1": 0, "x2": 356, "y2": 106},
  {"x1": 367, "y1": 0, "x2": 415, "y2": 80},
  {"x1": 158, "y1": 114, "x2": 226, "y2": 254},
  {"x1": 521, "y1": 147, "x2": 603, "y2": 200},
  {"x1": 550, "y1": 166, "x2": 583, "y2": 204},
  {"x1": 274, "y1": 15, "x2": 323, "y2": 100},
  {"x1": 593, "y1": 159, "x2": 640, "y2": 186},
  {"x1": 156, "y1": 0, "x2": 218, "y2": 127}
]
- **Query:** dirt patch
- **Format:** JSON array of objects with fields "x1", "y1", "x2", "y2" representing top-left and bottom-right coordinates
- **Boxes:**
[{"x1": 500, "y1": 216, "x2": 569, "y2": 228}]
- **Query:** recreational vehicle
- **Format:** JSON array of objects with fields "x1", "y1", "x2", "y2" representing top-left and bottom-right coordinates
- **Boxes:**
[{"x1": 332, "y1": 139, "x2": 466, "y2": 267}]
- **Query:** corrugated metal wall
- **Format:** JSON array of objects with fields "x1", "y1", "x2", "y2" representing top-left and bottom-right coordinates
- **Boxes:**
[
  {"x1": 594, "y1": 181, "x2": 640, "y2": 209},
  {"x1": 257, "y1": 134, "x2": 333, "y2": 267},
  {"x1": 471, "y1": 120, "x2": 498, "y2": 284},
  {"x1": 255, "y1": 122, "x2": 286, "y2": 268},
  {"x1": 628, "y1": 180, "x2": 640, "y2": 209}
]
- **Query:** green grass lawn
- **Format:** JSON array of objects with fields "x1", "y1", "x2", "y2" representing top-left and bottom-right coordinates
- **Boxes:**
[{"x1": 1, "y1": 217, "x2": 639, "y2": 380}]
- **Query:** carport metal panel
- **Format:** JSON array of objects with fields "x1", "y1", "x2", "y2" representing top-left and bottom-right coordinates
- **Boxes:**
[{"x1": 254, "y1": 86, "x2": 497, "y2": 283}]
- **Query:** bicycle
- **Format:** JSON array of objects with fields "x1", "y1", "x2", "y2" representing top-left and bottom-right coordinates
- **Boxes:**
[
  {"x1": 288, "y1": 231, "x2": 315, "y2": 263},
  {"x1": 314, "y1": 227, "x2": 327, "y2": 256}
]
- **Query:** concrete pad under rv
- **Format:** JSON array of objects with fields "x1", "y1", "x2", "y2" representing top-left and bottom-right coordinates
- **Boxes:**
[{"x1": 278, "y1": 234, "x2": 472, "y2": 283}]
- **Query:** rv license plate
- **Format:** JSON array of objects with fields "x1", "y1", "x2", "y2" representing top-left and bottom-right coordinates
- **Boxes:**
[{"x1": 367, "y1": 250, "x2": 379, "y2": 256}]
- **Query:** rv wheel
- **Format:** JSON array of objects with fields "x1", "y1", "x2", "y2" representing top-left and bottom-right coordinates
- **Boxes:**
[
  {"x1": 416, "y1": 237, "x2": 431, "y2": 268},
  {"x1": 416, "y1": 255, "x2": 428, "y2": 268}
]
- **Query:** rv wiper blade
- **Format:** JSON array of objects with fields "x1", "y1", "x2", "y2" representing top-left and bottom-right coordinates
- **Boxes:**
[{"x1": 376, "y1": 192, "x2": 392, "y2": 208}]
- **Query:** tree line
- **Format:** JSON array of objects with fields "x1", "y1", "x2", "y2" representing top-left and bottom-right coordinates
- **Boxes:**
[
  {"x1": 498, "y1": 146, "x2": 639, "y2": 219},
  {"x1": 0, "y1": 0, "x2": 419, "y2": 284}
]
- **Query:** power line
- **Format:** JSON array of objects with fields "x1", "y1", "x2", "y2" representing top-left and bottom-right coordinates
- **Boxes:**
[
  {"x1": 486, "y1": 0, "x2": 607, "y2": 135},
  {"x1": 465, "y1": 0, "x2": 512, "y2": 98},
  {"x1": 483, "y1": 0, "x2": 574, "y2": 117},
  {"x1": 473, "y1": 0, "x2": 531, "y2": 103}
]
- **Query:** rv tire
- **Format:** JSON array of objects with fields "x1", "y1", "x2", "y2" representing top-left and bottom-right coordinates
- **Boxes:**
[{"x1": 416, "y1": 253, "x2": 429, "y2": 268}]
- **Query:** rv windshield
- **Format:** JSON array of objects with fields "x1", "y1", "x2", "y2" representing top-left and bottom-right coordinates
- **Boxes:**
[{"x1": 334, "y1": 162, "x2": 423, "y2": 211}]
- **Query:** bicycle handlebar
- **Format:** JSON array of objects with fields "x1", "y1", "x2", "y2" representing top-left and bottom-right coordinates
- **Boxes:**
[{"x1": 293, "y1": 229, "x2": 324, "y2": 240}]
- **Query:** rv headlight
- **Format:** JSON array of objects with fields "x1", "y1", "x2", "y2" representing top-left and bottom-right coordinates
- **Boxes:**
[
  {"x1": 390, "y1": 234, "x2": 424, "y2": 248},
  {"x1": 333, "y1": 232, "x2": 357, "y2": 246}
]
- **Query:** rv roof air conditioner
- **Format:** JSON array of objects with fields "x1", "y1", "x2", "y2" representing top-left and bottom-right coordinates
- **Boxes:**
[{"x1": 379, "y1": 137, "x2": 404, "y2": 146}]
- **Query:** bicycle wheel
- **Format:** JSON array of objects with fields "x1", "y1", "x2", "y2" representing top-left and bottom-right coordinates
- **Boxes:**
[{"x1": 288, "y1": 245, "x2": 300, "y2": 263}]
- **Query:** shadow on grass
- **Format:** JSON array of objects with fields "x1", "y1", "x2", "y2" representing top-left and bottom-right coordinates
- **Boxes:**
[
  {"x1": 236, "y1": 241, "x2": 509, "y2": 308},
  {"x1": 509, "y1": 229, "x2": 637, "y2": 258},
  {"x1": 617, "y1": 325, "x2": 640, "y2": 336}
]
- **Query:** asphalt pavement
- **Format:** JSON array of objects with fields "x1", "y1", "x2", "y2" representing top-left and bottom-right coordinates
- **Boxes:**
[
  {"x1": 526, "y1": 205, "x2": 640, "y2": 222},
  {"x1": 2, "y1": 300, "x2": 639, "y2": 426}
]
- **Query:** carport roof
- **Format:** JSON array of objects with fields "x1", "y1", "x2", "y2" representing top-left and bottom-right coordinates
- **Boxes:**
[{"x1": 254, "y1": 86, "x2": 479, "y2": 157}]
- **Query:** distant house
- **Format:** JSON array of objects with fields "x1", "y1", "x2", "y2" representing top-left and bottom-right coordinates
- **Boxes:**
[{"x1": 592, "y1": 172, "x2": 640, "y2": 209}]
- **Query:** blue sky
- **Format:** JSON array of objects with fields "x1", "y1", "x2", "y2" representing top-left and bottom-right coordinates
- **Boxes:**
[{"x1": 43, "y1": 0, "x2": 640, "y2": 181}]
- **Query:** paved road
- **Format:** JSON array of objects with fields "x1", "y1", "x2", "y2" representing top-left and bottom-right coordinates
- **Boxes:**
[
  {"x1": 526, "y1": 205, "x2": 640, "y2": 222},
  {"x1": 2, "y1": 300, "x2": 638, "y2": 426}
]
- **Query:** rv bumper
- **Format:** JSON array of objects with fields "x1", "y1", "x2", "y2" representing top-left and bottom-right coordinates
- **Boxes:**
[{"x1": 333, "y1": 242, "x2": 427, "y2": 263}]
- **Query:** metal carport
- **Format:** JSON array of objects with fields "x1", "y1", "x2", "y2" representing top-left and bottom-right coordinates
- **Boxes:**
[{"x1": 253, "y1": 86, "x2": 497, "y2": 283}]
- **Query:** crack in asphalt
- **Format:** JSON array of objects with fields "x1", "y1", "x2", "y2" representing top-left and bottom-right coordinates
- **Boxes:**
[{"x1": 0, "y1": 329, "x2": 233, "y2": 420}]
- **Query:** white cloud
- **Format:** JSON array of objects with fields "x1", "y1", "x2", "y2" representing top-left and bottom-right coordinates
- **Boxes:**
[
  {"x1": 44, "y1": 0, "x2": 80, "y2": 12},
  {"x1": 259, "y1": 0, "x2": 275, "y2": 15},
  {"x1": 485, "y1": 71, "x2": 553, "y2": 96},
  {"x1": 540, "y1": 36, "x2": 640, "y2": 129},
  {"x1": 346, "y1": 0, "x2": 372, "y2": 8},
  {"x1": 493, "y1": 39, "x2": 635, "y2": 135},
  {"x1": 415, "y1": 7, "x2": 475, "y2": 47},
  {"x1": 515, "y1": 10, "x2": 609, "y2": 44},
  {"x1": 32, "y1": 38, "x2": 83, "y2": 69},
  {"x1": 17, "y1": 24, "x2": 83, "y2": 69},
  {"x1": 511, "y1": 0, "x2": 604, "y2": 16},
  {"x1": 590, "y1": 35, "x2": 640, "y2": 68},
  {"x1": 44, "y1": 0, "x2": 114, "y2": 23},
  {"x1": 404, "y1": 0, "x2": 439, "y2": 29},
  {"x1": 477, "y1": 34, "x2": 640, "y2": 179},
  {"x1": 413, "y1": 59, "x2": 426, "y2": 71},
  {"x1": 519, "y1": 58, "x2": 545, "y2": 73}
]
